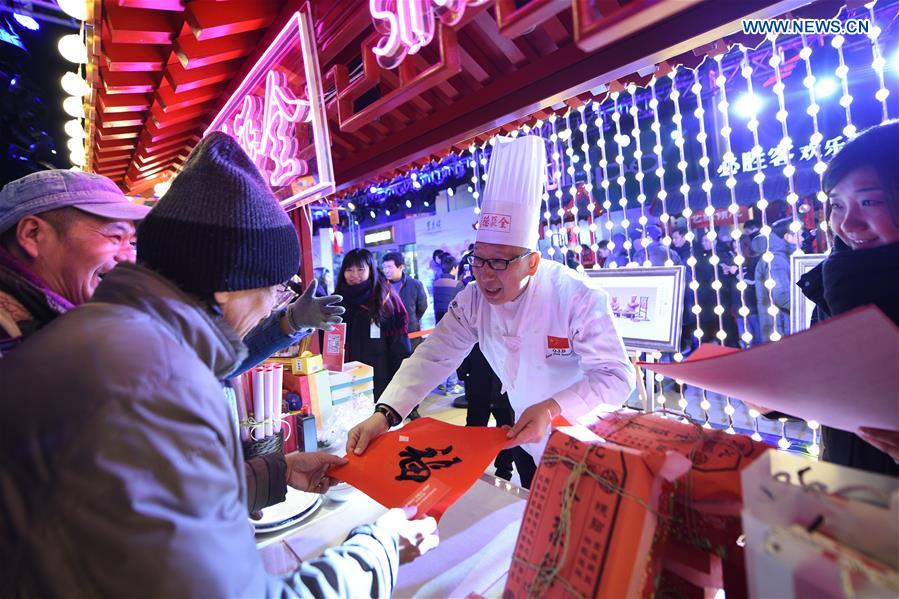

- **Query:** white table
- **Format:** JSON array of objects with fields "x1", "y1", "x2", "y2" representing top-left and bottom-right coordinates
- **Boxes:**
[{"x1": 258, "y1": 474, "x2": 528, "y2": 598}]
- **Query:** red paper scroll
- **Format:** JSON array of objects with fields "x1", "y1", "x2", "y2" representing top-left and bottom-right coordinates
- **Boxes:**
[
  {"x1": 590, "y1": 411, "x2": 769, "y2": 503},
  {"x1": 329, "y1": 418, "x2": 509, "y2": 519}
]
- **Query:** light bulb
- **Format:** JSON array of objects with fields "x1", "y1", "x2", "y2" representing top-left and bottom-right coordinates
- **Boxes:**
[
  {"x1": 61, "y1": 72, "x2": 90, "y2": 96},
  {"x1": 64, "y1": 119, "x2": 85, "y2": 139},
  {"x1": 62, "y1": 96, "x2": 84, "y2": 118},
  {"x1": 57, "y1": 0, "x2": 88, "y2": 21},
  {"x1": 58, "y1": 34, "x2": 88, "y2": 64},
  {"x1": 66, "y1": 137, "x2": 83, "y2": 154},
  {"x1": 69, "y1": 150, "x2": 85, "y2": 167}
]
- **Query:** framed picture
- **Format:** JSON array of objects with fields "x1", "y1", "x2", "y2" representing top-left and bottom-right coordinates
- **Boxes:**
[
  {"x1": 790, "y1": 253, "x2": 827, "y2": 333},
  {"x1": 584, "y1": 266, "x2": 686, "y2": 352}
]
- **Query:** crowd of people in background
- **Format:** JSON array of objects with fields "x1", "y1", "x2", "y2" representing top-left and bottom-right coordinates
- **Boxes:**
[
  {"x1": 333, "y1": 208, "x2": 824, "y2": 391},
  {"x1": 558, "y1": 213, "x2": 822, "y2": 352}
]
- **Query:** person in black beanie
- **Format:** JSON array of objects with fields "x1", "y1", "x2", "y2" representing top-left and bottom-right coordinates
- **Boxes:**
[{"x1": 0, "y1": 132, "x2": 438, "y2": 597}]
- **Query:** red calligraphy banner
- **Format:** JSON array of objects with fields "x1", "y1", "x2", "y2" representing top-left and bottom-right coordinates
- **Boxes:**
[{"x1": 329, "y1": 418, "x2": 509, "y2": 519}]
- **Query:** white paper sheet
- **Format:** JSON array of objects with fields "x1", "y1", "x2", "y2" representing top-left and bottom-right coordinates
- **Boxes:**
[
  {"x1": 232, "y1": 375, "x2": 249, "y2": 442},
  {"x1": 641, "y1": 307, "x2": 899, "y2": 433},
  {"x1": 263, "y1": 366, "x2": 274, "y2": 438},
  {"x1": 251, "y1": 368, "x2": 265, "y2": 441},
  {"x1": 273, "y1": 363, "x2": 283, "y2": 435}
]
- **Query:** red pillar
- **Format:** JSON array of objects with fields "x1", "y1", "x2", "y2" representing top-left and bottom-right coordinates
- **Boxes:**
[{"x1": 291, "y1": 205, "x2": 319, "y2": 352}]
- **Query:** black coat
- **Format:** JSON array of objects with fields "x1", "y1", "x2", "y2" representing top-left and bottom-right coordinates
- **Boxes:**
[
  {"x1": 393, "y1": 274, "x2": 428, "y2": 333},
  {"x1": 343, "y1": 302, "x2": 411, "y2": 401},
  {"x1": 798, "y1": 239, "x2": 899, "y2": 477}
]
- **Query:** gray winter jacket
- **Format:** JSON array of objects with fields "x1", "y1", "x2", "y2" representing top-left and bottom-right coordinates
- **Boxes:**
[
  {"x1": 0, "y1": 263, "x2": 398, "y2": 598},
  {"x1": 753, "y1": 232, "x2": 793, "y2": 339}
]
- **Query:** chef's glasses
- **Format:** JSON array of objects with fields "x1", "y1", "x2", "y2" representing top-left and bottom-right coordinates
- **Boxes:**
[{"x1": 469, "y1": 250, "x2": 533, "y2": 271}]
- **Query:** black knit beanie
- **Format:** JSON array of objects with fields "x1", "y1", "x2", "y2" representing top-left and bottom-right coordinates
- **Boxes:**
[{"x1": 137, "y1": 132, "x2": 300, "y2": 295}]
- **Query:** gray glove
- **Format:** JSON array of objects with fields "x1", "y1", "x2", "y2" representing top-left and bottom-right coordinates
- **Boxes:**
[{"x1": 286, "y1": 284, "x2": 345, "y2": 332}]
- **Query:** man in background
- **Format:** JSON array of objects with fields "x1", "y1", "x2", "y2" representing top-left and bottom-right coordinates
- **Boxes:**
[
  {"x1": 753, "y1": 217, "x2": 797, "y2": 342},
  {"x1": 382, "y1": 251, "x2": 428, "y2": 350}
]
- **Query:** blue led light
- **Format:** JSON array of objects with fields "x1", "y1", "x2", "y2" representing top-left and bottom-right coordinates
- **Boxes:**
[{"x1": 12, "y1": 13, "x2": 40, "y2": 31}]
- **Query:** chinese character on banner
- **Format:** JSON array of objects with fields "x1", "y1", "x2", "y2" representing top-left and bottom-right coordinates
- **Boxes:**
[
  {"x1": 824, "y1": 135, "x2": 846, "y2": 157},
  {"x1": 395, "y1": 445, "x2": 462, "y2": 483},
  {"x1": 742, "y1": 147, "x2": 766, "y2": 172},
  {"x1": 768, "y1": 140, "x2": 795, "y2": 167},
  {"x1": 799, "y1": 141, "x2": 820, "y2": 161},
  {"x1": 717, "y1": 154, "x2": 741, "y2": 178}
]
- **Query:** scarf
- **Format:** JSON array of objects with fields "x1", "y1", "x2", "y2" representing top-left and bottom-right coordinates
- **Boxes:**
[
  {"x1": 0, "y1": 247, "x2": 76, "y2": 339},
  {"x1": 341, "y1": 279, "x2": 408, "y2": 337},
  {"x1": 800, "y1": 239, "x2": 899, "y2": 326},
  {"x1": 341, "y1": 279, "x2": 373, "y2": 309}
]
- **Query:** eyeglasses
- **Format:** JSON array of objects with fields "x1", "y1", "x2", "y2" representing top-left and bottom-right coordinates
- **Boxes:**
[
  {"x1": 273, "y1": 276, "x2": 302, "y2": 308},
  {"x1": 469, "y1": 250, "x2": 533, "y2": 271}
]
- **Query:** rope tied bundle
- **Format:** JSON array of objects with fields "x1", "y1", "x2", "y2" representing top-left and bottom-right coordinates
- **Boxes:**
[{"x1": 512, "y1": 411, "x2": 751, "y2": 598}]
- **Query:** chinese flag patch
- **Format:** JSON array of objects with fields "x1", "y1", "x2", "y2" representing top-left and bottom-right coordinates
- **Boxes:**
[{"x1": 547, "y1": 336, "x2": 571, "y2": 350}]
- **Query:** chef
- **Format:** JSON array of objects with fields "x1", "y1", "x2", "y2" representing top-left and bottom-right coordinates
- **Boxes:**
[{"x1": 346, "y1": 135, "x2": 635, "y2": 487}]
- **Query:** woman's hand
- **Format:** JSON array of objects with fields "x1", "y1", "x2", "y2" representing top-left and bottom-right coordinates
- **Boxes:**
[
  {"x1": 346, "y1": 413, "x2": 390, "y2": 455},
  {"x1": 285, "y1": 451, "x2": 347, "y2": 493},
  {"x1": 859, "y1": 427, "x2": 899, "y2": 461}
]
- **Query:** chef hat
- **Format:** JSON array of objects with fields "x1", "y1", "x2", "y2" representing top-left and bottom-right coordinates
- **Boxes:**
[{"x1": 475, "y1": 135, "x2": 547, "y2": 250}]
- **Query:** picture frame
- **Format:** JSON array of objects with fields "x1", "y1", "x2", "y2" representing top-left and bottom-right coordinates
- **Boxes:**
[
  {"x1": 584, "y1": 265, "x2": 686, "y2": 352},
  {"x1": 790, "y1": 253, "x2": 827, "y2": 333}
]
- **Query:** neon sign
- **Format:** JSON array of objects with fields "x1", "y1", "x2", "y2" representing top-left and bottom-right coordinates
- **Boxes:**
[
  {"x1": 370, "y1": 0, "x2": 489, "y2": 69},
  {"x1": 225, "y1": 71, "x2": 313, "y2": 187},
  {"x1": 206, "y1": 9, "x2": 334, "y2": 208}
]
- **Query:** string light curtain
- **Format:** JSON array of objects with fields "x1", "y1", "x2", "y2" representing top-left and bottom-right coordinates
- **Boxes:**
[{"x1": 338, "y1": 0, "x2": 897, "y2": 452}]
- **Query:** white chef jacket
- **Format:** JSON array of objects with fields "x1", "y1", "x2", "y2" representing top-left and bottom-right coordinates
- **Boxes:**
[{"x1": 379, "y1": 259, "x2": 635, "y2": 459}]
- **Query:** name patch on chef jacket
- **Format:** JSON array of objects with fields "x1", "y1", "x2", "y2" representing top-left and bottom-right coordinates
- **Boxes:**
[{"x1": 546, "y1": 335, "x2": 573, "y2": 357}]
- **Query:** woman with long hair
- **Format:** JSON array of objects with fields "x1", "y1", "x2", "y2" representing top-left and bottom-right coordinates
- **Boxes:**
[{"x1": 336, "y1": 249, "x2": 411, "y2": 400}]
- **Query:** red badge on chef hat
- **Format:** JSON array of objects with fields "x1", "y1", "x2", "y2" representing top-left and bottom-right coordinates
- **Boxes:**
[{"x1": 546, "y1": 335, "x2": 573, "y2": 357}]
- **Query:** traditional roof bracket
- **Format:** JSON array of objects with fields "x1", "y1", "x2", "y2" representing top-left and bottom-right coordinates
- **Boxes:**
[{"x1": 334, "y1": 24, "x2": 463, "y2": 134}]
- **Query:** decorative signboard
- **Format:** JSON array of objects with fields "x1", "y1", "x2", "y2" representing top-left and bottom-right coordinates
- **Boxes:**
[
  {"x1": 205, "y1": 7, "x2": 334, "y2": 209},
  {"x1": 363, "y1": 225, "x2": 396, "y2": 247},
  {"x1": 790, "y1": 253, "x2": 827, "y2": 333},
  {"x1": 585, "y1": 265, "x2": 686, "y2": 352}
]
